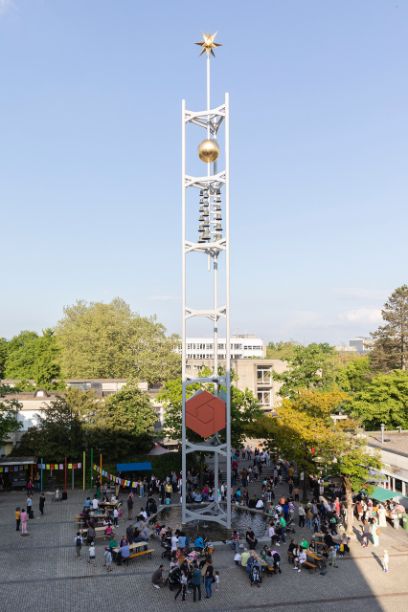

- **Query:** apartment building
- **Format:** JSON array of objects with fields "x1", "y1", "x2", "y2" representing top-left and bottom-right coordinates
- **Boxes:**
[
  {"x1": 184, "y1": 335, "x2": 265, "y2": 360},
  {"x1": 185, "y1": 357, "x2": 287, "y2": 412}
]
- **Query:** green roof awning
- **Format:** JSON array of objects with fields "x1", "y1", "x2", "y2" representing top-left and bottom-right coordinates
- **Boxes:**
[{"x1": 370, "y1": 486, "x2": 399, "y2": 502}]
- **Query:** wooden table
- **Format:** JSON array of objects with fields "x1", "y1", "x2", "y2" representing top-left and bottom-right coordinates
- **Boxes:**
[
  {"x1": 111, "y1": 541, "x2": 154, "y2": 563},
  {"x1": 111, "y1": 541, "x2": 148, "y2": 555},
  {"x1": 80, "y1": 526, "x2": 115, "y2": 539}
]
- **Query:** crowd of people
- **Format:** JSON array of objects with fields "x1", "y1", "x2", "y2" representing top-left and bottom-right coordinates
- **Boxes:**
[{"x1": 150, "y1": 526, "x2": 219, "y2": 601}]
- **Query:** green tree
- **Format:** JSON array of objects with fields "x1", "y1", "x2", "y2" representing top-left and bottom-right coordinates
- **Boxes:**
[
  {"x1": 278, "y1": 343, "x2": 337, "y2": 398},
  {"x1": 0, "y1": 386, "x2": 22, "y2": 444},
  {"x1": 55, "y1": 298, "x2": 180, "y2": 385},
  {"x1": 0, "y1": 338, "x2": 8, "y2": 379},
  {"x1": 99, "y1": 384, "x2": 157, "y2": 438},
  {"x1": 4, "y1": 329, "x2": 61, "y2": 389},
  {"x1": 266, "y1": 341, "x2": 298, "y2": 361},
  {"x1": 84, "y1": 384, "x2": 157, "y2": 460},
  {"x1": 371, "y1": 285, "x2": 408, "y2": 371},
  {"x1": 335, "y1": 356, "x2": 373, "y2": 393},
  {"x1": 16, "y1": 395, "x2": 83, "y2": 460},
  {"x1": 250, "y1": 389, "x2": 381, "y2": 534},
  {"x1": 4, "y1": 330, "x2": 40, "y2": 381},
  {"x1": 33, "y1": 329, "x2": 61, "y2": 388},
  {"x1": 347, "y1": 370, "x2": 408, "y2": 430}
]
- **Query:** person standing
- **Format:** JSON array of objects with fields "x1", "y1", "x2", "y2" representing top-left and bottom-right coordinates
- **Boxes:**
[
  {"x1": 27, "y1": 495, "x2": 34, "y2": 519},
  {"x1": 88, "y1": 542, "x2": 96, "y2": 565},
  {"x1": 204, "y1": 563, "x2": 214, "y2": 598},
  {"x1": 298, "y1": 504, "x2": 306, "y2": 528},
  {"x1": 20, "y1": 508, "x2": 28, "y2": 536},
  {"x1": 104, "y1": 547, "x2": 113, "y2": 572},
  {"x1": 371, "y1": 520, "x2": 380, "y2": 547},
  {"x1": 191, "y1": 563, "x2": 202, "y2": 601},
  {"x1": 382, "y1": 549, "x2": 389, "y2": 573},
  {"x1": 39, "y1": 492, "x2": 46, "y2": 516},
  {"x1": 15, "y1": 507, "x2": 21, "y2": 531},
  {"x1": 113, "y1": 507, "x2": 119, "y2": 527},
  {"x1": 75, "y1": 532, "x2": 83, "y2": 557},
  {"x1": 174, "y1": 569, "x2": 188, "y2": 601},
  {"x1": 127, "y1": 492, "x2": 134, "y2": 520},
  {"x1": 26, "y1": 478, "x2": 34, "y2": 496}
]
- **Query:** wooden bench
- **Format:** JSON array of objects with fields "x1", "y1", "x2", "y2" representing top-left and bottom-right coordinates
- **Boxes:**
[
  {"x1": 79, "y1": 527, "x2": 114, "y2": 540},
  {"x1": 128, "y1": 548, "x2": 154, "y2": 560},
  {"x1": 302, "y1": 561, "x2": 318, "y2": 571}
]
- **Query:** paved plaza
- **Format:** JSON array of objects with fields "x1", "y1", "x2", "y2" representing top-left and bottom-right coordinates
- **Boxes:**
[{"x1": 0, "y1": 487, "x2": 407, "y2": 612}]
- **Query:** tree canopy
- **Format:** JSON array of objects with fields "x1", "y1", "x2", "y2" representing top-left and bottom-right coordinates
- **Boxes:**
[
  {"x1": 0, "y1": 386, "x2": 22, "y2": 444},
  {"x1": 277, "y1": 343, "x2": 338, "y2": 398},
  {"x1": 3, "y1": 329, "x2": 61, "y2": 389},
  {"x1": 371, "y1": 285, "x2": 408, "y2": 372},
  {"x1": 15, "y1": 385, "x2": 156, "y2": 461},
  {"x1": 55, "y1": 298, "x2": 180, "y2": 385},
  {"x1": 249, "y1": 389, "x2": 381, "y2": 533},
  {"x1": 346, "y1": 370, "x2": 408, "y2": 430},
  {"x1": 266, "y1": 341, "x2": 298, "y2": 361}
]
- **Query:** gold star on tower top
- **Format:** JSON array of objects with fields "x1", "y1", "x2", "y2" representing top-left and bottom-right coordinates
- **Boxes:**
[{"x1": 195, "y1": 32, "x2": 222, "y2": 56}]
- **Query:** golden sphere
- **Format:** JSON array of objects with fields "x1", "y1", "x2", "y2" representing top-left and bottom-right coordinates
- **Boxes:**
[{"x1": 198, "y1": 138, "x2": 220, "y2": 163}]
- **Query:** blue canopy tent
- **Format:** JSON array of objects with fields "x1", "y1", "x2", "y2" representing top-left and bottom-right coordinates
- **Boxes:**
[{"x1": 116, "y1": 462, "x2": 152, "y2": 473}]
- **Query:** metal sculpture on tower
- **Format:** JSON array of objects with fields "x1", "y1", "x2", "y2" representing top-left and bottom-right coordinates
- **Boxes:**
[{"x1": 181, "y1": 33, "x2": 231, "y2": 528}]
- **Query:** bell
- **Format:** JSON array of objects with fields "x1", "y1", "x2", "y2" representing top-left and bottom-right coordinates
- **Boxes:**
[
  {"x1": 202, "y1": 231, "x2": 211, "y2": 241},
  {"x1": 203, "y1": 220, "x2": 210, "y2": 229},
  {"x1": 198, "y1": 139, "x2": 220, "y2": 163},
  {"x1": 215, "y1": 222, "x2": 222, "y2": 231},
  {"x1": 199, "y1": 214, "x2": 205, "y2": 222},
  {"x1": 215, "y1": 233, "x2": 222, "y2": 241},
  {"x1": 215, "y1": 212, "x2": 222, "y2": 221}
]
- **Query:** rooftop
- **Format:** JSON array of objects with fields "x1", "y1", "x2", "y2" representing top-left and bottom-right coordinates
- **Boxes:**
[{"x1": 366, "y1": 430, "x2": 408, "y2": 457}]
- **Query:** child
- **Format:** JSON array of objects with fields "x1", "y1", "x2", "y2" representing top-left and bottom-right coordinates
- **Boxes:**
[
  {"x1": 75, "y1": 532, "x2": 83, "y2": 557},
  {"x1": 88, "y1": 542, "x2": 96, "y2": 565},
  {"x1": 104, "y1": 547, "x2": 113, "y2": 572},
  {"x1": 15, "y1": 507, "x2": 21, "y2": 531},
  {"x1": 214, "y1": 570, "x2": 220, "y2": 592},
  {"x1": 382, "y1": 549, "x2": 389, "y2": 573},
  {"x1": 20, "y1": 508, "x2": 28, "y2": 536}
]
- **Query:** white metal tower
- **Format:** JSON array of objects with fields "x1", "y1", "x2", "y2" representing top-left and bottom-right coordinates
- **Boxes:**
[{"x1": 181, "y1": 34, "x2": 231, "y2": 529}]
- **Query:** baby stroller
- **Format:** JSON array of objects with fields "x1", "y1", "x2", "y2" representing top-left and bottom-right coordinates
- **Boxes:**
[
  {"x1": 249, "y1": 563, "x2": 262, "y2": 587},
  {"x1": 167, "y1": 566, "x2": 181, "y2": 591}
]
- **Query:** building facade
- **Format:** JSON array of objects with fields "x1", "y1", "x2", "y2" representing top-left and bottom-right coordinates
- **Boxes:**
[
  {"x1": 186, "y1": 358, "x2": 287, "y2": 412},
  {"x1": 183, "y1": 335, "x2": 265, "y2": 360}
]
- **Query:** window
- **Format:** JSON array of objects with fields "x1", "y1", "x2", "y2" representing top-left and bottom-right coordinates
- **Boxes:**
[
  {"x1": 257, "y1": 367, "x2": 272, "y2": 385},
  {"x1": 257, "y1": 390, "x2": 271, "y2": 406}
]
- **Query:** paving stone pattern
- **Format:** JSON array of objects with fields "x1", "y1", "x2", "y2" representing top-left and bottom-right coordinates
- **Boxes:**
[{"x1": 0, "y1": 471, "x2": 407, "y2": 612}]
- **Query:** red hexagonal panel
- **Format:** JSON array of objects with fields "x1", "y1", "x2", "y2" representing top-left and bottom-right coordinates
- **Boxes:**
[{"x1": 186, "y1": 390, "x2": 226, "y2": 438}]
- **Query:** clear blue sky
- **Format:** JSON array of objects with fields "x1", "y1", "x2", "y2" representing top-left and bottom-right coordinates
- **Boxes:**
[{"x1": 1, "y1": 0, "x2": 407, "y2": 345}]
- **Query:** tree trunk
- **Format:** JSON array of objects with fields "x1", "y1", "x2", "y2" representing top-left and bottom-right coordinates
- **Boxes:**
[
  {"x1": 343, "y1": 477, "x2": 354, "y2": 536},
  {"x1": 301, "y1": 470, "x2": 308, "y2": 503}
]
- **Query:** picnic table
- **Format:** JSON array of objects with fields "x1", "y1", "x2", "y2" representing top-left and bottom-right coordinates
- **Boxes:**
[
  {"x1": 111, "y1": 541, "x2": 154, "y2": 563},
  {"x1": 305, "y1": 550, "x2": 325, "y2": 572},
  {"x1": 99, "y1": 501, "x2": 121, "y2": 509},
  {"x1": 79, "y1": 526, "x2": 115, "y2": 540},
  {"x1": 75, "y1": 515, "x2": 110, "y2": 527}
]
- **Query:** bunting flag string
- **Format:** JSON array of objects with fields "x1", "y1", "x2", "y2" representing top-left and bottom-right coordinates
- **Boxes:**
[
  {"x1": 36, "y1": 463, "x2": 82, "y2": 470},
  {"x1": 93, "y1": 464, "x2": 137, "y2": 489}
]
